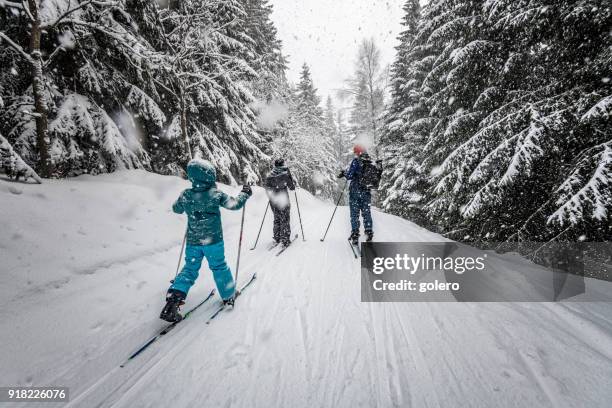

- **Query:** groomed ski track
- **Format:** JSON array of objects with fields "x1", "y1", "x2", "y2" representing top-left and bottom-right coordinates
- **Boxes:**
[{"x1": 1, "y1": 170, "x2": 611, "y2": 408}]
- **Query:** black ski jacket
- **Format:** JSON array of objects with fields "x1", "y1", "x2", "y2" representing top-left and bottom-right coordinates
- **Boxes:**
[{"x1": 265, "y1": 166, "x2": 296, "y2": 192}]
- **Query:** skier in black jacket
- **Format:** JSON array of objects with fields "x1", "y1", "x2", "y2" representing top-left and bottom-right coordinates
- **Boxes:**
[{"x1": 265, "y1": 158, "x2": 296, "y2": 247}]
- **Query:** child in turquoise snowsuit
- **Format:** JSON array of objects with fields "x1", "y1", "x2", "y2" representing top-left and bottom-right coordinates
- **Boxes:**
[{"x1": 161, "y1": 159, "x2": 251, "y2": 322}]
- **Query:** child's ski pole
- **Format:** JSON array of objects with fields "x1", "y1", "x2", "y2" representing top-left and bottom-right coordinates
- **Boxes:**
[
  {"x1": 171, "y1": 229, "x2": 187, "y2": 283},
  {"x1": 250, "y1": 201, "x2": 270, "y2": 250},
  {"x1": 235, "y1": 202, "x2": 246, "y2": 285}
]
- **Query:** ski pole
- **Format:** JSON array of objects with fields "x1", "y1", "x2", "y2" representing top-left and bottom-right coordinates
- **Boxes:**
[
  {"x1": 320, "y1": 180, "x2": 348, "y2": 242},
  {"x1": 171, "y1": 229, "x2": 188, "y2": 283},
  {"x1": 250, "y1": 201, "x2": 270, "y2": 250},
  {"x1": 235, "y1": 202, "x2": 246, "y2": 286},
  {"x1": 172, "y1": 140, "x2": 194, "y2": 283},
  {"x1": 294, "y1": 190, "x2": 305, "y2": 241}
]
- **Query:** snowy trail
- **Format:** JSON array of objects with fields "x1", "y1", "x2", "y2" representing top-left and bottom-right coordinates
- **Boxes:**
[{"x1": 1, "y1": 171, "x2": 612, "y2": 408}]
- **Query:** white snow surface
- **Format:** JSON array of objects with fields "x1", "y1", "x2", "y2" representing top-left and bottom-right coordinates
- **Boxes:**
[{"x1": 1, "y1": 170, "x2": 612, "y2": 408}]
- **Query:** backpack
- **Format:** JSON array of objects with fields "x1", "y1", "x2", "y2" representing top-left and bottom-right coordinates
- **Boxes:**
[{"x1": 358, "y1": 158, "x2": 382, "y2": 190}]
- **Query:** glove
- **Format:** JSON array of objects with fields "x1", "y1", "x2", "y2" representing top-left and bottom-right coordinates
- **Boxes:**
[
  {"x1": 241, "y1": 185, "x2": 252, "y2": 197},
  {"x1": 337, "y1": 170, "x2": 346, "y2": 179}
]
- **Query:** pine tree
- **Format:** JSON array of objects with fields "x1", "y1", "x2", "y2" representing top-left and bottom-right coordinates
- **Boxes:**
[
  {"x1": 379, "y1": 0, "x2": 612, "y2": 242},
  {"x1": 295, "y1": 63, "x2": 323, "y2": 125},
  {"x1": 155, "y1": 0, "x2": 266, "y2": 183},
  {"x1": 271, "y1": 64, "x2": 336, "y2": 198},
  {"x1": 0, "y1": 1, "x2": 165, "y2": 176},
  {"x1": 240, "y1": 0, "x2": 287, "y2": 102},
  {"x1": 379, "y1": 0, "x2": 429, "y2": 223},
  {"x1": 0, "y1": 0, "x2": 288, "y2": 184},
  {"x1": 386, "y1": 0, "x2": 420, "y2": 123},
  {"x1": 324, "y1": 96, "x2": 350, "y2": 197}
]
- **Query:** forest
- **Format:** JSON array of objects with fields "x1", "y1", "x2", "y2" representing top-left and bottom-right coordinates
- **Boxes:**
[
  {"x1": 380, "y1": 0, "x2": 612, "y2": 244},
  {"x1": 1, "y1": 0, "x2": 611, "y2": 244}
]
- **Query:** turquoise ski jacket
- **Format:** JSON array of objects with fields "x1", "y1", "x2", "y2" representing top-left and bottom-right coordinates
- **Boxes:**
[{"x1": 173, "y1": 159, "x2": 249, "y2": 245}]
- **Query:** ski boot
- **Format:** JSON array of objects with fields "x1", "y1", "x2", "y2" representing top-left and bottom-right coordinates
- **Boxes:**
[
  {"x1": 349, "y1": 230, "x2": 359, "y2": 245},
  {"x1": 223, "y1": 289, "x2": 240, "y2": 308},
  {"x1": 365, "y1": 230, "x2": 374, "y2": 242},
  {"x1": 160, "y1": 289, "x2": 186, "y2": 322}
]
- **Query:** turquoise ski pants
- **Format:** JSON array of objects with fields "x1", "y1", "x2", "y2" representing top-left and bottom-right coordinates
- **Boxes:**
[{"x1": 170, "y1": 241, "x2": 235, "y2": 300}]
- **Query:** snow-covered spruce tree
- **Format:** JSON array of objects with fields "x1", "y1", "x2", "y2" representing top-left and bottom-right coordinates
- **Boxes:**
[
  {"x1": 439, "y1": 0, "x2": 612, "y2": 242},
  {"x1": 239, "y1": 0, "x2": 287, "y2": 103},
  {"x1": 324, "y1": 96, "x2": 350, "y2": 198},
  {"x1": 238, "y1": 0, "x2": 291, "y2": 162},
  {"x1": 0, "y1": 0, "x2": 161, "y2": 177},
  {"x1": 413, "y1": 0, "x2": 491, "y2": 234},
  {"x1": 379, "y1": 0, "x2": 612, "y2": 242},
  {"x1": 324, "y1": 96, "x2": 349, "y2": 167},
  {"x1": 0, "y1": 0, "x2": 282, "y2": 183},
  {"x1": 271, "y1": 64, "x2": 335, "y2": 198},
  {"x1": 151, "y1": 0, "x2": 268, "y2": 183},
  {"x1": 379, "y1": 0, "x2": 431, "y2": 225}
]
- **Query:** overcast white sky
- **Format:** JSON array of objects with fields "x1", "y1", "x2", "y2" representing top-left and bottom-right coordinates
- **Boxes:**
[{"x1": 269, "y1": 0, "x2": 406, "y2": 106}]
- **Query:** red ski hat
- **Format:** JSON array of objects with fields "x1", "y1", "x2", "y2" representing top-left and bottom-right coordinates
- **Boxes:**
[{"x1": 353, "y1": 144, "x2": 366, "y2": 156}]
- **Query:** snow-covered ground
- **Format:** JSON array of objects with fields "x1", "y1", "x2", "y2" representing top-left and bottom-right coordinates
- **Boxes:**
[{"x1": 1, "y1": 171, "x2": 612, "y2": 408}]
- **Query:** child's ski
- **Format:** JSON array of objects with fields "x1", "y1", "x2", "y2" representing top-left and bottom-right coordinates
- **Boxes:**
[
  {"x1": 120, "y1": 289, "x2": 215, "y2": 367},
  {"x1": 206, "y1": 273, "x2": 257, "y2": 324},
  {"x1": 275, "y1": 234, "x2": 299, "y2": 256},
  {"x1": 348, "y1": 239, "x2": 361, "y2": 259}
]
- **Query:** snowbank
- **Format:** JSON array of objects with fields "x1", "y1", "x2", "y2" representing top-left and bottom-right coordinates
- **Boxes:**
[{"x1": 1, "y1": 170, "x2": 611, "y2": 408}]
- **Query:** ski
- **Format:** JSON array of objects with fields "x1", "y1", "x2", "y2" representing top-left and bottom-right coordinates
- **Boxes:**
[
  {"x1": 120, "y1": 289, "x2": 215, "y2": 367},
  {"x1": 275, "y1": 234, "x2": 299, "y2": 256},
  {"x1": 348, "y1": 239, "x2": 361, "y2": 259},
  {"x1": 206, "y1": 272, "x2": 257, "y2": 324},
  {"x1": 266, "y1": 241, "x2": 280, "y2": 251}
]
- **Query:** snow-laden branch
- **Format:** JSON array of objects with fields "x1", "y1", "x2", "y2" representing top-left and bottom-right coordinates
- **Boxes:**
[
  {"x1": 21, "y1": 0, "x2": 35, "y2": 22},
  {"x1": 60, "y1": 18, "x2": 152, "y2": 61},
  {"x1": 548, "y1": 141, "x2": 612, "y2": 226},
  {"x1": 181, "y1": 60, "x2": 249, "y2": 91},
  {"x1": 20, "y1": 0, "x2": 35, "y2": 21},
  {"x1": 166, "y1": 12, "x2": 214, "y2": 37},
  {"x1": 0, "y1": 0, "x2": 22, "y2": 10},
  {"x1": 43, "y1": 45, "x2": 67, "y2": 68},
  {"x1": 0, "y1": 133, "x2": 43, "y2": 183},
  {"x1": 43, "y1": 0, "x2": 118, "y2": 29},
  {"x1": 0, "y1": 32, "x2": 34, "y2": 64}
]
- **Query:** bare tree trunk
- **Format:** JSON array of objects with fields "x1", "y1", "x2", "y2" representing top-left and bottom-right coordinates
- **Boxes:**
[{"x1": 28, "y1": 0, "x2": 52, "y2": 177}]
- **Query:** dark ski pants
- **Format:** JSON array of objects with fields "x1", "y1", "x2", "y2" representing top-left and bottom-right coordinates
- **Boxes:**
[
  {"x1": 349, "y1": 190, "x2": 372, "y2": 232},
  {"x1": 271, "y1": 203, "x2": 291, "y2": 244}
]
